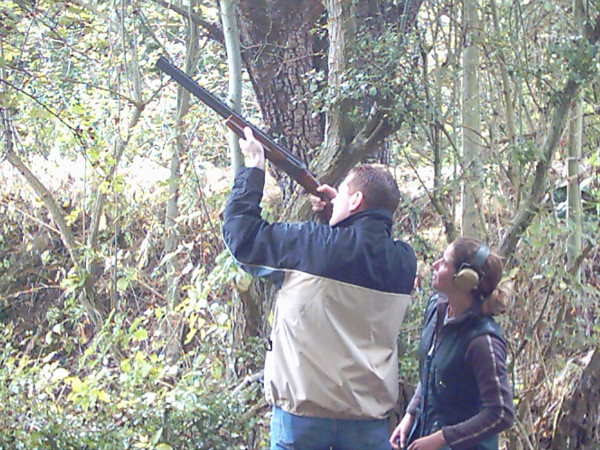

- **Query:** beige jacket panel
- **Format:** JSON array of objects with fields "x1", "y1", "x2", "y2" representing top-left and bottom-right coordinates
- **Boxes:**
[{"x1": 264, "y1": 270, "x2": 411, "y2": 420}]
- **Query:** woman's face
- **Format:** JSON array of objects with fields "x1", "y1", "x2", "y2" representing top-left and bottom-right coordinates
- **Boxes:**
[{"x1": 432, "y1": 244, "x2": 457, "y2": 293}]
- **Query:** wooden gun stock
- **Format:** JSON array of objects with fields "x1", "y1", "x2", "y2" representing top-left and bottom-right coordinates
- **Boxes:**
[{"x1": 156, "y1": 56, "x2": 332, "y2": 218}]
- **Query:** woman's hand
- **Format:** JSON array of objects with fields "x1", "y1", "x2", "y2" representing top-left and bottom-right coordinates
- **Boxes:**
[
  {"x1": 240, "y1": 127, "x2": 265, "y2": 170},
  {"x1": 407, "y1": 430, "x2": 447, "y2": 450},
  {"x1": 390, "y1": 413, "x2": 414, "y2": 449},
  {"x1": 309, "y1": 184, "x2": 337, "y2": 212}
]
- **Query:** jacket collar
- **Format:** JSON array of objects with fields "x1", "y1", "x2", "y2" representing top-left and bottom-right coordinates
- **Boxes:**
[{"x1": 334, "y1": 209, "x2": 393, "y2": 232}]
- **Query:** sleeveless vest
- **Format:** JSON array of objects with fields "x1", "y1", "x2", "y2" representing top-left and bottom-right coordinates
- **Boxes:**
[{"x1": 410, "y1": 295, "x2": 504, "y2": 450}]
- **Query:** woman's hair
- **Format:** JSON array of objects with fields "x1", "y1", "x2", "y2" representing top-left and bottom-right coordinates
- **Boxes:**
[{"x1": 452, "y1": 237, "x2": 512, "y2": 316}]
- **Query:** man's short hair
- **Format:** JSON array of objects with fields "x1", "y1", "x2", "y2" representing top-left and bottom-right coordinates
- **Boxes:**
[{"x1": 346, "y1": 164, "x2": 400, "y2": 214}]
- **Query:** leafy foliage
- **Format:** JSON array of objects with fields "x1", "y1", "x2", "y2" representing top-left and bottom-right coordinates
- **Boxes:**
[{"x1": 1, "y1": 0, "x2": 599, "y2": 448}]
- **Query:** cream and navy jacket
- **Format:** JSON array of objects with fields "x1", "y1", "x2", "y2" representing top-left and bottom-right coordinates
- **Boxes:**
[{"x1": 222, "y1": 167, "x2": 417, "y2": 420}]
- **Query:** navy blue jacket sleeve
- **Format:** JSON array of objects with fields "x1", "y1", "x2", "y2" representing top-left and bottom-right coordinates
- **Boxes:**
[{"x1": 222, "y1": 166, "x2": 327, "y2": 271}]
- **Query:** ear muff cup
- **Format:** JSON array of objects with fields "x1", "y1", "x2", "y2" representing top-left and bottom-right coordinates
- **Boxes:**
[
  {"x1": 454, "y1": 244, "x2": 490, "y2": 292},
  {"x1": 454, "y1": 267, "x2": 481, "y2": 292}
]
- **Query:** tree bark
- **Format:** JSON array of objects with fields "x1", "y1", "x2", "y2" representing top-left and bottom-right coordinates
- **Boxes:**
[
  {"x1": 461, "y1": 0, "x2": 484, "y2": 238},
  {"x1": 220, "y1": 0, "x2": 244, "y2": 173},
  {"x1": 163, "y1": 2, "x2": 200, "y2": 363},
  {"x1": 566, "y1": 91, "x2": 583, "y2": 280},
  {"x1": 285, "y1": 0, "x2": 424, "y2": 220},
  {"x1": 323, "y1": 0, "x2": 352, "y2": 162},
  {"x1": 157, "y1": 0, "x2": 423, "y2": 220},
  {"x1": 552, "y1": 349, "x2": 600, "y2": 448},
  {"x1": 236, "y1": 0, "x2": 326, "y2": 204},
  {"x1": 566, "y1": 0, "x2": 585, "y2": 281}
]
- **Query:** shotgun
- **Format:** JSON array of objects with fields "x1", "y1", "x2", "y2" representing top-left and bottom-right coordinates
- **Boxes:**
[{"x1": 156, "y1": 56, "x2": 332, "y2": 216}]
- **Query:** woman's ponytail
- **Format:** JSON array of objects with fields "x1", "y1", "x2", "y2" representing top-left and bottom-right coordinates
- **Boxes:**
[{"x1": 481, "y1": 281, "x2": 513, "y2": 316}]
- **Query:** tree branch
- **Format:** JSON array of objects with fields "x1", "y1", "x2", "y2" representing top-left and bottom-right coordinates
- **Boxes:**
[
  {"x1": 499, "y1": 79, "x2": 578, "y2": 259},
  {"x1": 150, "y1": 0, "x2": 223, "y2": 43},
  {"x1": 0, "y1": 78, "x2": 87, "y2": 143},
  {"x1": 499, "y1": 5, "x2": 600, "y2": 259},
  {"x1": 2, "y1": 107, "x2": 104, "y2": 327}
]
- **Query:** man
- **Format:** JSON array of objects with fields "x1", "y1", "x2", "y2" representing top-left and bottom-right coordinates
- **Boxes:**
[{"x1": 222, "y1": 127, "x2": 417, "y2": 449}]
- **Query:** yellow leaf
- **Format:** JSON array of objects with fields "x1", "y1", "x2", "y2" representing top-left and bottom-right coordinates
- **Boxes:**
[
  {"x1": 67, "y1": 376, "x2": 83, "y2": 393},
  {"x1": 184, "y1": 327, "x2": 197, "y2": 344},
  {"x1": 96, "y1": 390, "x2": 111, "y2": 403}
]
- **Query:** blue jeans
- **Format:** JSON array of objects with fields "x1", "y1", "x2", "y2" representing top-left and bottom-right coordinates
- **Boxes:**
[{"x1": 270, "y1": 406, "x2": 392, "y2": 450}]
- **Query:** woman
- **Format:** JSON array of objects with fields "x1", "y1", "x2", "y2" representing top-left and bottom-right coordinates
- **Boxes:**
[{"x1": 391, "y1": 237, "x2": 514, "y2": 450}]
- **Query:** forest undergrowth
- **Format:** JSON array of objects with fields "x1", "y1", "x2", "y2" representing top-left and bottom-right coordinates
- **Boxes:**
[{"x1": 0, "y1": 160, "x2": 598, "y2": 449}]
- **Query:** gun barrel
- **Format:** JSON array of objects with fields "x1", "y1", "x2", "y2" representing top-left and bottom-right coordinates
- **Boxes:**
[
  {"x1": 226, "y1": 116, "x2": 319, "y2": 193},
  {"x1": 156, "y1": 56, "x2": 332, "y2": 216},
  {"x1": 156, "y1": 56, "x2": 309, "y2": 171},
  {"x1": 156, "y1": 56, "x2": 234, "y2": 120}
]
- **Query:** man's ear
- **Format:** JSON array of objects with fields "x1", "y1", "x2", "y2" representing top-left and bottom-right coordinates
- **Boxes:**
[{"x1": 349, "y1": 191, "x2": 364, "y2": 212}]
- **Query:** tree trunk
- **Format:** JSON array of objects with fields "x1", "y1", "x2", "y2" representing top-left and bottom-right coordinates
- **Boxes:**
[
  {"x1": 489, "y1": 0, "x2": 520, "y2": 195},
  {"x1": 498, "y1": 4, "x2": 600, "y2": 259},
  {"x1": 566, "y1": 0, "x2": 584, "y2": 282},
  {"x1": 552, "y1": 349, "x2": 600, "y2": 448},
  {"x1": 163, "y1": 3, "x2": 200, "y2": 363},
  {"x1": 461, "y1": 0, "x2": 484, "y2": 238},
  {"x1": 221, "y1": 0, "x2": 263, "y2": 350},
  {"x1": 323, "y1": 0, "x2": 352, "y2": 162},
  {"x1": 236, "y1": 0, "x2": 326, "y2": 203},
  {"x1": 220, "y1": 0, "x2": 244, "y2": 174},
  {"x1": 499, "y1": 79, "x2": 578, "y2": 259},
  {"x1": 2, "y1": 109, "x2": 105, "y2": 328},
  {"x1": 234, "y1": 0, "x2": 423, "y2": 221},
  {"x1": 566, "y1": 92, "x2": 583, "y2": 280},
  {"x1": 422, "y1": 14, "x2": 458, "y2": 243},
  {"x1": 85, "y1": 2, "x2": 146, "y2": 327}
]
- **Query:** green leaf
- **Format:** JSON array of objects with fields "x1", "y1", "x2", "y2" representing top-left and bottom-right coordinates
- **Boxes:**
[
  {"x1": 133, "y1": 328, "x2": 148, "y2": 341},
  {"x1": 117, "y1": 276, "x2": 131, "y2": 292},
  {"x1": 155, "y1": 444, "x2": 173, "y2": 450}
]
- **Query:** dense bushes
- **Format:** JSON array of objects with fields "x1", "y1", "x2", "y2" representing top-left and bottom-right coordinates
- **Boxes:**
[
  {"x1": 0, "y1": 317, "x2": 268, "y2": 449},
  {"x1": 0, "y1": 176, "x2": 270, "y2": 448}
]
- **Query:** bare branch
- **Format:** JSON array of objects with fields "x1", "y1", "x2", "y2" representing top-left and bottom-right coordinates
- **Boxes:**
[
  {"x1": 499, "y1": 79, "x2": 578, "y2": 259},
  {"x1": 150, "y1": 0, "x2": 224, "y2": 43}
]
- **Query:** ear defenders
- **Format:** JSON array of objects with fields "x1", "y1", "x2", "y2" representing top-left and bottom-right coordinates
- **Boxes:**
[{"x1": 454, "y1": 244, "x2": 490, "y2": 292}]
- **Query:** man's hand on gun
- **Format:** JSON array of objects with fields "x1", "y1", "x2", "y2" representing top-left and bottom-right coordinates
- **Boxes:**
[
  {"x1": 309, "y1": 184, "x2": 337, "y2": 212},
  {"x1": 240, "y1": 126, "x2": 335, "y2": 217},
  {"x1": 240, "y1": 127, "x2": 265, "y2": 170}
]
